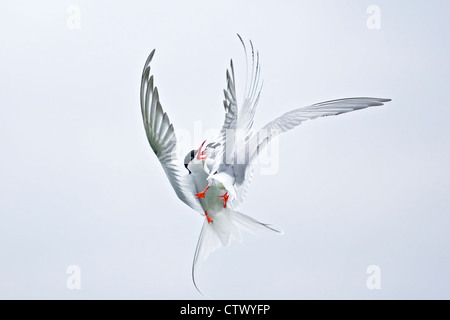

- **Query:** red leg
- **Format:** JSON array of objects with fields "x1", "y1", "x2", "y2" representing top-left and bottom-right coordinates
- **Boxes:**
[
  {"x1": 218, "y1": 192, "x2": 229, "y2": 208},
  {"x1": 205, "y1": 211, "x2": 213, "y2": 224},
  {"x1": 195, "y1": 185, "x2": 210, "y2": 199}
]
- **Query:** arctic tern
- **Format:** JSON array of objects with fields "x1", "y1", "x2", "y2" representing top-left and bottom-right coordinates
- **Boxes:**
[{"x1": 139, "y1": 35, "x2": 390, "y2": 293}]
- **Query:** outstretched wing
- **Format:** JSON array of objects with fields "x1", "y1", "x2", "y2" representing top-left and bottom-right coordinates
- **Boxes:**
[
  {"x1": 221, "y1": 35, "x2": 262, "y2": 133},
  {"x1": 248, "y1": 97, "x2": 392, "y2": 164},
  {"x1": 235, "y1": 34, "x2": 262, "y2": 134},
  {"x1": 219, "y1": 97, "x2": 390, "y2": 207},
  {"x1": 205, "y1": 35, "x2": 263, "y2": 179},
  {"x1": 140, "y1": 50, "x2": 203, "y2": 213}
]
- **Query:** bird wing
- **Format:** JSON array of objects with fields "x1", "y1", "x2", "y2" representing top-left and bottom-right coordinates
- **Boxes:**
[
  {"x1": 140, "y1": 50, "x2": 203, "y2": 213},
  {"x1": 205, "y1": 35, "x2": 263, "y2": 180},
  {"x1": 221, "y1": 35, "x2": 262, "y2": 132},
  {"x1": 248, "y1": 97, "x2": 392, "y2": 164},
  {"x1": 222, "y1": 97, "x2": 391, "y2": 207},
  {"x1": 234, "y1": 34, "x2": 262, "y2": 134},
  {"x1": 221, "y1": 58, "x2": 238, "y2": 131}
]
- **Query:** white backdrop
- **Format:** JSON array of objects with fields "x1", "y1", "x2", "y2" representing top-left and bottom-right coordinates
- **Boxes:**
[{"x1": 0, "y1": 0, "x2": 449, "y2": 299}]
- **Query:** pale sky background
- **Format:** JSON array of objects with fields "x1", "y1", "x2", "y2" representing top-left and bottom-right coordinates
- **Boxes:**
[{"x1": 0, "y1": 0, "x2": 449, "y2": 299}]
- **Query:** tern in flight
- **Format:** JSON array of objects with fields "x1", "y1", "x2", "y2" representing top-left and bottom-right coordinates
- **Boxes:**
[{"x1": 140, "y1": 35, "x2": 390, "y2": 293}]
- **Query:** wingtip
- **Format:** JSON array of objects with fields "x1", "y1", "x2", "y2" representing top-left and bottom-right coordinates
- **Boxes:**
[
  {"x1": 264, "y1": 223, "x2": 284, "y2": 235},
  {"x1": 374, "y1": 97, "x2": 391, "y2": 103},
  {"x1": 373, "y1": 97, "x2": 392, "y2": 106},
  {"x1": 143, "y1": 49, "x2": 156, "y2": 70},
  {"x1": 237, "y1": 33, "x2": 245, "y2": 48}
]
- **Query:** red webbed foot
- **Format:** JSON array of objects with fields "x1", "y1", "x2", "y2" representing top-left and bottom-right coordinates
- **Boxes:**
[
  {"x1": 195, "y1": 185, "x2": 210, "y2": 199},
  {"x1": 218, "y1": 192, "x2": 229, "y2": 208},
  {"x1": 205, "y1": 211, "x2": 213, "y2": 224}
]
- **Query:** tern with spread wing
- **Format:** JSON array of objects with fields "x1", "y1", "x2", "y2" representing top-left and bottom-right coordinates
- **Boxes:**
[{"x1": 140, "y1": 35, "x2": 390, "y2": 293}]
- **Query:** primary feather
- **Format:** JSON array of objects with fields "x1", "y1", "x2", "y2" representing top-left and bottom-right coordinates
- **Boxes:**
[{"x1": 140, "y1": 49, "x2": 203, "y2": 214}]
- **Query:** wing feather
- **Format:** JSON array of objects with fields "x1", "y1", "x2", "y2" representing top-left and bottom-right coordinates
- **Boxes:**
[
  {"x1": 247, "y1": 97, "x2": 392, "y2": 164},
  {"x1": 205, "y1": 35, "x2": 263, "y2": 180},
  {"x1": 140, "y1": 50, "x2": 203, "y2": 213}
]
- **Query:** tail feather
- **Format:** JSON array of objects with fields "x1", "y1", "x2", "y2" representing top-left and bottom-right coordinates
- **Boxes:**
[{"x1": 192, "y1": 210, "x2": 282, "y2": 294}]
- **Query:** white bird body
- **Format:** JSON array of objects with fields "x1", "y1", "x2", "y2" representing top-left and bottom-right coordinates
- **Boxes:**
[
  {"x1": 189, "y1": 162, "x2": 227, "y2": 216},
  {"x1": 139, "y1": 35, "x2": 391, "y2": 293}
]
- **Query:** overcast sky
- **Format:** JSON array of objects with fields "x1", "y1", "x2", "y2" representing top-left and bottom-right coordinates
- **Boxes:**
[{"x1": 0, "y1": 0, "x2": 449, "y2": 299}]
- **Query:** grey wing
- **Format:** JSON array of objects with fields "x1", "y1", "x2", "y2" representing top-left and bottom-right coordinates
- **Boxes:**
[
  {"x1": 141, "y1": 50, "x2": 203, "y2": 214},
  {"x1": 206, "y1": 35, "x2": 263, "y2": 180},
  {"x1": 222, "y1": 58, "x2": 238, "y2": 131},
  {"x1": 234, "y1": 34, "x2": 263, "y2": 134},
  {"x1": 228, "y1": 97, "x2": 391, "y2": 207},
  {"x1": 221, "y1": 35, "x2": 262, "y2": 133},
  {"x1": 248, "y1": 97, "x2": 392, "y2": 165},
  {"x1": 203, "y1": 58, "x2": 238, "y2": 174}
]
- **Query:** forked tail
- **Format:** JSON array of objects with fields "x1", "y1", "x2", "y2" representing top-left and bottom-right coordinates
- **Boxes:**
[{"x1": 192, "y1": 210, "x2": 282, "y2": 294}]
